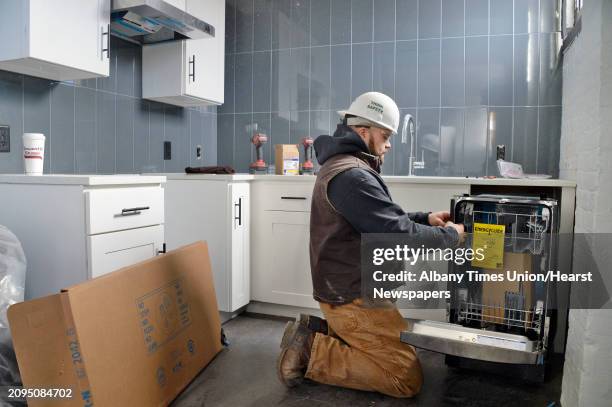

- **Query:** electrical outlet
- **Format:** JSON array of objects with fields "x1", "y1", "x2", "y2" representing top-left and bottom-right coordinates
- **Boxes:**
[
  {"x1": 196, "y1": 145, "x2": 202, "y2": 159},
  {"x1": 164, "y1": 141, "x2": 171, "y2": 160},
  {"x1": 0, "y1": 125, "x2": 9, "y2": 153}
]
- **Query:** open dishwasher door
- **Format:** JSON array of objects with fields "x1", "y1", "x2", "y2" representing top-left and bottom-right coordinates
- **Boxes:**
[
  {"x1": 400, "y1": 320, "x2": 541, "y2": 364},
  {"x1": 400, "y1": 194, "x2": 560, "y2": 378}
]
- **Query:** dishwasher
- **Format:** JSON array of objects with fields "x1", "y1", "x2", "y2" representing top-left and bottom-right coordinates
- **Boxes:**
[{"x1": 400, "y1": 194, "x2": 561, "y2": 381}]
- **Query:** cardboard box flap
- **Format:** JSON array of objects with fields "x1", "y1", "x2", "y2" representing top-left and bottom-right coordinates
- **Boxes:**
[{"x1": 9, "y1": 242, "x2": 222, "y2": 407}]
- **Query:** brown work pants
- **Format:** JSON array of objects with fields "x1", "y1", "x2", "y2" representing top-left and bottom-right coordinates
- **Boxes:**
[{"x1": 305, "y1": 299, "x2": 423, "y2": 398}]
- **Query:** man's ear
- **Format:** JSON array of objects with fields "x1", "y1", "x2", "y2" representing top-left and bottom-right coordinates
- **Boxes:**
[{"x1": 354, "y1": 126, "x2": 369, "y2": 142}]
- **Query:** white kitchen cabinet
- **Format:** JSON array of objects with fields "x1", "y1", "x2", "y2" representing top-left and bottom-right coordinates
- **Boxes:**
[
  {"x1": 142, "y1": 0, "x2": 225, "y2": 106},
  {"x1": 0, "y1": 0, "x2": 110, "y2": 81},
  {"x1": 250, "y1": 180, "x2": 318, "y2": 309},
  {"x1": 0, "y1": 175, "x2": 165, "y2": 300},
  {"x1": 163, "y1": 175, "x2": 250, "y2": 312},
  {"x1": 253, "y1": 210, "x2": 318, "y2": 309}
]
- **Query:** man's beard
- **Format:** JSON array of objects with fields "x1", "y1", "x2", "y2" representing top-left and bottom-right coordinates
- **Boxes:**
[{"x1": 367, "y1": 139, "x2": 385, "y2": 164}]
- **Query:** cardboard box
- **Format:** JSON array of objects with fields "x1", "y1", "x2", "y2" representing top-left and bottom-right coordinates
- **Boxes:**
[
  {"x1": 275, "y1": 144, "x2": 300, "y2": 175},
  {"x1": 482, "y1": 252, "x2": 533, "y2": 325},
  {"x1": 8, "y1": 242, "x2": 222, "y2": 407}
]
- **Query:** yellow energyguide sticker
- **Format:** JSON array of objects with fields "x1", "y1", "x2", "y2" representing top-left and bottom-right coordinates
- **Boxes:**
[{"x1": 471, "y1": 223, "x2": 506, "y2": 269}]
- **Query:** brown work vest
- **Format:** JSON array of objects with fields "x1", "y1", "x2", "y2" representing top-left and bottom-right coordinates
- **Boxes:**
[{"x1": 309, "y1": 153, "x2": 382, "y2": 305}]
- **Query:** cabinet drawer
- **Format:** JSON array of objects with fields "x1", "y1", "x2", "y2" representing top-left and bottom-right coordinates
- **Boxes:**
[
  {"x1": 87, "y1": 225, "x2": 164, "y2": 278},
  {"x1": 85, "y1": 186, "x2": 164, "y2": 235},
  {"x1": 259, "y1": 182, "x2": 313, "y2": 212}
]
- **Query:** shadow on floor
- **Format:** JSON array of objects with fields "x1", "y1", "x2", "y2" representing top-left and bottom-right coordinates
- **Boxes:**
[{"x1": 171, "y1": 315, "x2": 562, "y2": 407}]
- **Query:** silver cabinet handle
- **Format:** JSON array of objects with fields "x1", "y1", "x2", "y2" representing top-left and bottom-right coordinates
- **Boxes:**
[
  {"x1": 101, "y1": 24, "x2": 110, "y2": 59},
  {"x1": 188, "y1": 55, "x2": 196, "y2": 82}
]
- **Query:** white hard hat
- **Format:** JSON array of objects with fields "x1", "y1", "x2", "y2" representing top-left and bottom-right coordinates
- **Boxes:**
[{"x1": 338, "y1": 92, "x2": 400, "y2": 134}]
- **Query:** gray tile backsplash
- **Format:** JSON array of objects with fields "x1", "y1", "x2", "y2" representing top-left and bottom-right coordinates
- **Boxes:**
[
  {"x1": 311, "y1": 0, "x2": 331, "y2": 46},
  {"x1": 351, "y1": 43, "x2": 374, "y2": 99},
  {"x1": 515, "y1": 0, "x2": 540, "y2": 34},
  {"x1": 373, "y1": 42, "x2": 396, "y2": 99},
  {"x1": 513, "y1": 106, "x2": 539, "y2": 174},
  {"x1": 489, "y1": 35, "x2": 514, "y2": 106},
  {"x1": 50, "y1": 84, "x2": 76, "y2": 174},
  {"x1": 440, "y1": 108, "x2": 464, "y2": 176},
  {"x1": 466, "y1": 0, "x2": 490, "y2": 36},
  {"x1": 442, "y1": 0, "x2": 465, "y2": 38},
  {"x1": 96, "y1": 91, "x2": 116, "y2": 174},
  {"x1": 235, "y1": 53, "x2": 254, "y2": 113},
  {"x1": 291, "y1": 0, "x2": 311, "y2": 48},
  {"x1": 514, "y1": 34, "x2": 540, "y2": 106},
  {"x1": 418, "y1": 39, "x2": 441, "y2": 107},
  {"x1": 351, "y1": 0, "x2": 373, "y2": 43},
  {"x1": 253, "y1": 51, "x2": 272, "y2": 112},
  {"x1": 0, "y1": 36, "x2": 216, "y2": 174},
  {"x1": 254, "y1": 0, "x2": 273, "y2": 51},
  {"x1": 0, "y1": 71, "x2": 25, "y2": 173},
  {"x1": 221, "y1": 0, "x2": 562, "y2": 177},
  {"x1": 395, "y1": 41, "x2": 419, "y2": 108},
  {"x1": 374, "y1": 0, "x2": 396, "y2": 42},
  {"x1": 418, "y1": 0, "x2": 442, "y2": 39},
  {"x1": 310, "y1": 46, "x2": 331, "y2": 110},
  {"x1": 441, "y1": 38, "x2": 465, "y2": 107},
  {"x1": 490, "y1": 0, "x2": 514, "y2": 35},
  {"x1": 465, "y1": 36, "x2": 489, "y2": 106},
  {"x1": 75, "y1": 87, "x2": 97, "y2": 174},
  {"x1": 330, "y1": 45, "x2": 351, "y2": 109}
]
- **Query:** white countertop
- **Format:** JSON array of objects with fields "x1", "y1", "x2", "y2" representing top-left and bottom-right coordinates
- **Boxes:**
[
  {"x1": 15, "y1": 173, "x2": 574, "y2": 188},
  {"x1": 161, "y1": 173, "x2": 255, "y2": 181},
  {"x1": 0, "y1": 174, "x2": 166, "y2": 186},
  {"x1": 159, "y1": 173, "x2": 576, "y2": 187},
  {"x1": 380, "y1": 175, "x2": 576, "y2": 187}
]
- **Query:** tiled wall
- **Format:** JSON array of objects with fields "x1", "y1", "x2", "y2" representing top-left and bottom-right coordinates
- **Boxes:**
[
  {"x1": 0, "y1": 37, "x2": 217, "y2": 175},
  {"x1": 219, "y1": 0, "x2": 563, "y2": 176}
]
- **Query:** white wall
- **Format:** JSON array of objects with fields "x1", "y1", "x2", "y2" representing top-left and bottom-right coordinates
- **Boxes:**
[{"x1": 560, "y1": 1, "x2": 612, "y2": 405}]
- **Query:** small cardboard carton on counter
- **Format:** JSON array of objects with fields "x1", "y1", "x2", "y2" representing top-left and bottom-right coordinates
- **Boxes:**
[
  {"x1": 275, "y1": 144, "x2": 300, "y2": 175},
  {"x1": 8, "y1": 242, "x2": 222, "y2": 407}
]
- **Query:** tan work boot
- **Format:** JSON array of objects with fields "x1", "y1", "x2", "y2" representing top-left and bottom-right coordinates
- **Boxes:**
[
  {"x1": 279, "y1": 315, "x2": 327, "y2": 350},
  {"x1": 277, "y1": 321, "x2": 314, "y2": 387}
]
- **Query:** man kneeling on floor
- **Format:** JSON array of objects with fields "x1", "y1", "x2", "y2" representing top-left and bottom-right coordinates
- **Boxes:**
[{"x1": 277, "y1": 92, "x2": 465, "y2": 398}]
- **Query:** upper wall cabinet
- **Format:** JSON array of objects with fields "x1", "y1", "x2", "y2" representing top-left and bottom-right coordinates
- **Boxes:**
[
  {"x1": 142, "y1": 0, "x2": 225, "y2": 107},
  {"x1": 0, "y1": 0, "x2": 110, "y2": 81}
]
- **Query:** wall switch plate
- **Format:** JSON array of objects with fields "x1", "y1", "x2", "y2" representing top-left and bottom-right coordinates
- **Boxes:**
[
  {"x1": 164, "y1": 141, "x2": 171, "y2": 160},
  {"x1": 0, "y1": 125, "x2": 9, "y2": 153}
]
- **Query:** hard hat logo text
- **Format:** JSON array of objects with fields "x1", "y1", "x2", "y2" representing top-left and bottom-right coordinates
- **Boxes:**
[{"x1": 367, "y1": 101, "x2": 384, "y2": 114}]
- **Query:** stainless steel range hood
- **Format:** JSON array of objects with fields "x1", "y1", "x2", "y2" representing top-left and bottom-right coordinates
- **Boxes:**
[{"x1": 111, "y1": 0, "x2": 214, "y2": 45}]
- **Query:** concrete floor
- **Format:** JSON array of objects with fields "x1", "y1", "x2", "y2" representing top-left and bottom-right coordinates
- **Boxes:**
[{"x1": 171, "y1": 315, "x2": 563, "y2": 407}]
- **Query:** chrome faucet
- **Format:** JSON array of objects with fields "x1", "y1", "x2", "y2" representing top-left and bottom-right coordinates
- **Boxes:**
[{"x1": 400, "y1": 114, "x2": 425, "y2": 175}]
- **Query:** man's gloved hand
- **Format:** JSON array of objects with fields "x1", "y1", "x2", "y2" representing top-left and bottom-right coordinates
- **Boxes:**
[{"x1": 427, "y1": 211, "x2": 451, "y2": 226}]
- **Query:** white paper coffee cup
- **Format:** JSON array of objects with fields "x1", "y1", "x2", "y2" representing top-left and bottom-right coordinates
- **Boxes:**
[{"x1": 23, "y1": 133, "x2": 45, "y2": 175}]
